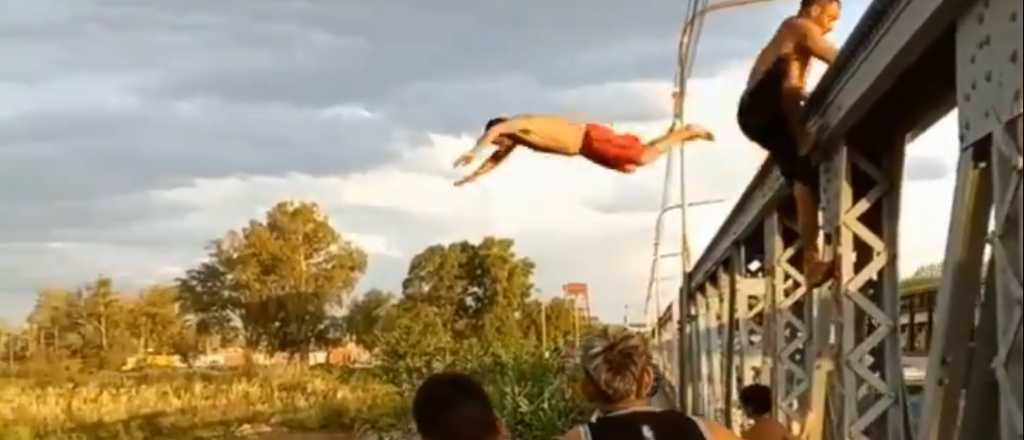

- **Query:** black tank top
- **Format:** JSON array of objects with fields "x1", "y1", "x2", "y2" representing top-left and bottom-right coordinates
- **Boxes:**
[{"x1": 580, "y1": 409, "x2": 709, "y2": 440}]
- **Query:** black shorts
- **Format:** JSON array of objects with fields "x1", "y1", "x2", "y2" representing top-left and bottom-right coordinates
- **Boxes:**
[{"x1": 737, "y1": 59, "x2": 818, "y2": 188}]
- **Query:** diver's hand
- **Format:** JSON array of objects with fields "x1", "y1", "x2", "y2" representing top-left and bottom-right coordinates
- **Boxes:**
[{"x1": 453, "y1": 153, "x2": 475, "y2": 168}]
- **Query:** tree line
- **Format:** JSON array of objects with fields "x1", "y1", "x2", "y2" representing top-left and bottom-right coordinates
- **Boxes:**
[{"x1": 1, "y1": 201, "x2": 587, "y2": 372}]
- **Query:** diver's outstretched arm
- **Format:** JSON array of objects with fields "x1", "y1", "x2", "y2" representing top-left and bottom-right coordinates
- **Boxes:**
[{"x1": 454, "y1": 146, "x2": 516, "y2": 187}]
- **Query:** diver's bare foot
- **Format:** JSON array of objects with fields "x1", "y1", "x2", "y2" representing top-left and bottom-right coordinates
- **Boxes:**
[{"x1": 684, "y1": 124, "x2": 715, "y2": 142}]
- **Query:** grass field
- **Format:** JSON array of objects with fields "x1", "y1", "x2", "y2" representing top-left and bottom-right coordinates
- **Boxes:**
[{"x1": 0, "y1": 368, "x2": 408, "y2": 440}]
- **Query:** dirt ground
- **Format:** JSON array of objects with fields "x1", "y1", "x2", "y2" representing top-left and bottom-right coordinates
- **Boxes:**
[{"x1": 257, "y1": 432, "x2": 355, "y2": 440}]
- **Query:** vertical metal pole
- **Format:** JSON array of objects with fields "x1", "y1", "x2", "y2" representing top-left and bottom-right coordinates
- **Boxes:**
[
  {"x1": 696, "y1": 291, "x2": 711, "y2": 416},
  {"x1": 724, "y1": 256, "x2": 740, "y2": 429},
  {"x1": 836, "y1": 145, "x2": 858, "y2": 440},
  {"x1": 708, "y1": 280, "x2": 725, "y2": 420},
  {"x1": 881, "y1": 138, "x2": 909, "y2": 440},
  {"x1": 573, "y1": 297, "x2": 580, "y2": 350},
  {"x1": 916, "y1": 141, "x2": 994, "y2": 440},
  {"x1": 679, "y1": 265, "x2": 691, "y2": 413},
  {"x1": 764, "y1": 212, "x2": 783, "y2": 408},
  {"x1": 956, "y1": 261, "x2": 1001, "y2": 440}
]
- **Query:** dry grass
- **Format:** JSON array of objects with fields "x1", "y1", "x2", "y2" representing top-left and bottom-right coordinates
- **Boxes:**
[{"x1": 0, "y1": 368, "x2": 406, "y2": 440}]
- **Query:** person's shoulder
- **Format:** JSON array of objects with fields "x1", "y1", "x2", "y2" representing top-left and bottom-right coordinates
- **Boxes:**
[
  {"x1": 558, "y1": 426, "x2": 585, "y2": 440},
  {"x1": 703, "y1": 420, "x2": 743, "y2": 440},
  {"x1": 782, "y1": 16, "x2": 821, "y2": 35}
]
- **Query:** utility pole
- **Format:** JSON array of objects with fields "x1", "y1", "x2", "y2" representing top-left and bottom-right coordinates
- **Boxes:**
[
  {"x1": 540, "y1": 301, "x2": 548, "y2": 354},
  {"x1": 573, "y1": 298, "x2": 581, "y2": 349}
]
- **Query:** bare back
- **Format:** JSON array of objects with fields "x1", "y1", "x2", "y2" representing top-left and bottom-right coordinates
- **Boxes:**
[
  {"x1": 747, "y1": 18, "x2": 814, "y2": 92},
  {"x1": 502, "y1": 115, "x2": 587, "y2": 155},
  {"x1": 742, "y1": 418, "x2": 796, "y2": 440},
  {"x1": 746, "y1": 14, "x2": 838, "y2": 93}
]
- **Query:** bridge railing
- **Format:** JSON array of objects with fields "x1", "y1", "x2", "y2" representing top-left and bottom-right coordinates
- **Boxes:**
[{"x1": 675, "y1": 0, "x2": 1022, "y2": 439}]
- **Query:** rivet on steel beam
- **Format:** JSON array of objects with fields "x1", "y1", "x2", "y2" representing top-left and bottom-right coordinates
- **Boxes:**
[
  {"x1": 1012, "y1": 50, "x2": 1019, "y2": 65},
  {"x1": 973, "y1": 80, "x2": 978, "y2": 90},
  {"x1": 986, "y1": 71, "x2": 993, "y2": 83},
  {"x1": 978, "y1": 12, "x2": 985, "y2": 25},
  {"x1": 1011, "y1": 11, "x2": 1018, "y2": 22},
  {"x1": 971, "y1": 54, "x2": 977, "y2": 64}
]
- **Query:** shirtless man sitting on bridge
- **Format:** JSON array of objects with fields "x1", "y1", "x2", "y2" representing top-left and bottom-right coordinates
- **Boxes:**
[
  {"x1": 452, "y1": 115, "x2": 715, "y2": 186},
  {"x1": 738, "y1": 0, "x2": 840, "y2": 288}
]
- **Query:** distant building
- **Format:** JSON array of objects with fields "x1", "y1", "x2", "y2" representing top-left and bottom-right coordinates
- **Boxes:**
[{"x1": 327, "y1": 341, "x2": 371, "y2": 366}]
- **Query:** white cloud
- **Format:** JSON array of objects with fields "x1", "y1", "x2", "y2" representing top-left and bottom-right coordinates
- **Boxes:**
[{"x1": 318, "y1": 104, "x2": 377, "y2": 121}]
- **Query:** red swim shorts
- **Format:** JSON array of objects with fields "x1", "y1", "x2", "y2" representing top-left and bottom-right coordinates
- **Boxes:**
[{"x1": 579, "y1": 124, "x2": 646, "y2": 171}]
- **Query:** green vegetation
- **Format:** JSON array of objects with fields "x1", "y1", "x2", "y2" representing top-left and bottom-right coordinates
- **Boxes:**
[{"x1": 1, "y1": 200, "x2": 593, "y2": 439}]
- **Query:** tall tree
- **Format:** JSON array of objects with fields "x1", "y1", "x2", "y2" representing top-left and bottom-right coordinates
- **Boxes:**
[
  {"x1": 343, "y1": 289, "x2": 395, "y2": 350},
  {"x1": 82, "y1": 277, "x2": 124, "y2": 351},
  {"x1": 522, "y1": 297, "x2": 577, "y2": 350},
  {"x1": 179, "y1": 201, "x2": 368, "y2": 357},
  {"x1": 402, "y1": 237, "x2": 535, "y2": 343},
  {"x1": 0, "y1": 320, "x2": 11, "y2": 369},
  {"x1": 27, "y1": 288, "x2": 77, "y2": 355},
  {"x1": 128, "y1": 285, "x2": 181, "y2": 354}
]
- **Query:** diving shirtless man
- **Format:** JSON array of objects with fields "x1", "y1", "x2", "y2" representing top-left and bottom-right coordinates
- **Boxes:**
[
  {"x1": 737, "y1": 0, "x2": 840, "y2": 288},
  {"x1": 452, "y1": 115, "x2": 715, "y2": 186}
]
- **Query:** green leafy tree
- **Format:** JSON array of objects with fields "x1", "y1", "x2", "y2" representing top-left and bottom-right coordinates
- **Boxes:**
[
  {"x1": 0, "y1": 320, "x2": 14, "y2": 369},
  {"x1": 402, "y1": 237, "x2": 535, "y2": 344},
  {"x1": 127, "y1": 285, "x2": 182, "y2": 354},
  {"x1": 343, "y1": 289, "x2": 395, "y2": 350},
  {"x1": 82, "y1": 277, "x2": 124, "y2": 352},
  {"x1": 80, "y1": 277, "x2": 135, "y2": 369},
  {"x1": 901, "y1": 262, "x2": 943, "y2": 292},
  {"x1": 27, "y1": 288, "x2": 78, "y2": 356},
  {"x1": 375, "y1": 302, "x2": 456, "y2": 392},
  {"x1": 522, "y1": 297, "x2": 577, "y2": 350},
  {"x1": 179, "y1": 201, "x2": 368, "y2": 358}
]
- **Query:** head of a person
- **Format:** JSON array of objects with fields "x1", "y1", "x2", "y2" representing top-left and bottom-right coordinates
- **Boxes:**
[
  {"x1": 800, "y1": 0, "x2": 841, "y2": 33},
  {"x1": 413, "y1": 373, "x2": 505, "y2": 440},
  {"x1": 579, "y1": 326, "x2": 654, "y2": 408},
  {"x1": 739, "y1": 384, "x2": 774, "y2": 419},
  {"x1": 484, "y1": 117, "x2": 516, "y2": 148}
]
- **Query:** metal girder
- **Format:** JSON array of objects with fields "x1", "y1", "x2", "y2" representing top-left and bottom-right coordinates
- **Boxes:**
[
  {"x1": 723, "y1": 259, "x2": 739, "y2": 430},
  {"x1": 831, "y1": 142, "x2": 907, "y2": 440},
  {"x1": 953, "y1": 0, "x2": 1024, "y2": 437},
  {"x1": 765, "y1": 210, "x2": 813, "y2": 434},
  {"x1": 956, "y1": 262, "x2": 1001, "y2": 440},
  {"x1": 695, "y1": 292, "x2": 712, "y2": 417},
  {"x1": 762, "y1": 213, "x2": 782, "y2": 393},
  {"x1": 805, "y1": 0, "x2": 964, "y2": 150},
  {"x1": 916, "y1": 140, "x2": 994, "y2": 440},
  {"x1": 737, "y1": 274, "x2": 767, "y2": 389}
]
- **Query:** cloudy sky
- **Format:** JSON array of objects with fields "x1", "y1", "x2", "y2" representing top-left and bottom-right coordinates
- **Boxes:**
[{"x1": 1, "y1": 0, "x2": 960, "y2": 325}]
